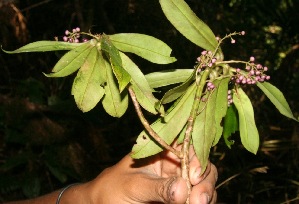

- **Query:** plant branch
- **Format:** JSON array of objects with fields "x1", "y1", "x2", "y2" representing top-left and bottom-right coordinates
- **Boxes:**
[
  {"x1": 128, "y1": 86, "x2": 181, "y2": 158},
  {"x1": 181, "y1": 69, "x2": 210, "y2": 203}
]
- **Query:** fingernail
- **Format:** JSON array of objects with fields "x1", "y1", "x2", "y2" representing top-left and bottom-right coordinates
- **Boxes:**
[
  {"x1": 195, "y1": 167, "x2": 202, "y2": 178},
  {"x1": 168, "y1": 177, "x2": 177, "y2": 201},
  {"x1": 199, "y1": 193, "x2": 210, "y2": 204}
]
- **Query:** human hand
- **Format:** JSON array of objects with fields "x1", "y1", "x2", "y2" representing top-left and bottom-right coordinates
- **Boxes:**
[{"x1": 85, "y1": 144, "x2": 218, "y2": 204}]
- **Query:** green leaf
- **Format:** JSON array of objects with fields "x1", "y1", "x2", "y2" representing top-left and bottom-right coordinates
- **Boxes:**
[
  {"x1": 131, "y1": 83, "x2": 196, "y2": 158},
  {"x1": 120, "y1": 52, "x2": 161, "y2": 114},
  {"x1": 160, "y1": 69, "x2": 195, "y2": 104},
  {"x1": 101, "y1": 34, "x2": 131, "y2": 92},
  {"x1": 159, "y1": 0, "x2": 222, "y2": 56},
  {"x1": 45, "y1": 41, "x2": 94, "y2": 77},
  {"x1": 233, "y1": 87, "x2": 259, "y2": 154},
  {"x1": 2, "y1": 41, "x2": 83, "y2": 53},
  {"x1": 192, "y1": 84, "x2": 218, "y2": 173},
  {"x1": 145, "y1": 69, "x2": 194, "y2": 88},
  {"x1": 257, "y1": 82, "x2": 298, "y2": 121},
  {"x1": 71, "y1": 47, "x2": 106, "y2": 112},
  {"x1": 212, "y1": 77, "x2": 230, "y2": 146},
  {"x1": 223, "y1": 105, "x2": 239, "y2": 148},
  {"x1": 102, "y1": 53, "x2": 129, "y2": 117},
  {"x1": 109, "y1": 33, "x2": 177, "y2": 64}
]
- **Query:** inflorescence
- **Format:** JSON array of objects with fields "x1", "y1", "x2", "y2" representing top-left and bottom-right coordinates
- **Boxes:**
[
  {"x1": 194, "y1": 31, "x2": 270, "y2": 106},
  {"x1": 62, "y1": 27, "x2": 88, "y2": 43}
]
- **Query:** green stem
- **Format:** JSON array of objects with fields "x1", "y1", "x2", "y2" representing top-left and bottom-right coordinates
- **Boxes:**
[{"x1": 181, "y1": 69, "x2": 210, "y2": 203}]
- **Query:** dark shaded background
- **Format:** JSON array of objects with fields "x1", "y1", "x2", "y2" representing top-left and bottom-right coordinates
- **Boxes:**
[{"x1": 0, "y1": 0, "x2": 298, "y2": 203}]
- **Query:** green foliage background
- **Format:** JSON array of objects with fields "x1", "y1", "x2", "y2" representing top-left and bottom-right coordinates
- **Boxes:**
[{"x1": 0, "y1": 0, "x2": 298, "y2": 203}]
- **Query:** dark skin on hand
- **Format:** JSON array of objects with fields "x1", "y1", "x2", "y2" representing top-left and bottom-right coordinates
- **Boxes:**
[{"x1": 6, "y1": 143, "x2": 217, "y2": 204}]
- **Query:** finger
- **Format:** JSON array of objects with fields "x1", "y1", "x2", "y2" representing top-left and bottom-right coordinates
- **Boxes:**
[
  {"x1": 210, "y1": 191, "x2": 217, "y2": 204},
  {"x1": 189, "y1": 164, "x2": 218, "y2": 204},
  {"x1": 126, "y1": 174, "x2": 188, "y2": 204},
  {"x1": 189, "y1": 156, "x2": 211, "y2": 185}
]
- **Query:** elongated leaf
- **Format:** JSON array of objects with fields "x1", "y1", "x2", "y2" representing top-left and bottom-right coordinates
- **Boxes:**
[
  {"x1": 192, "y1": 84, "x2": 218, "y2": 172},
  {"x1": 233, "y1": 87, "x2": 259, "y2": 154},
  {"x1": 102, "y1": 53, "x2": 129, "y2": 117},
  {"x1": 101, "y1": 34, "x2": 131, "y2": 92},
  {"x1": 109, "y1": 33, "x2": 176, "y2": 64},
  {"x1": 71, "y1": 47, "x2": 106, "y2": 112},
  {"x1": 223, "y1": 105, "x2": 238, "y2": 148},
  {"x1": 257, "y1": 82, "x2": 297, "y2": 121},
  {"x1": 160, "y1": 69, "x2": 195, "y2": 104},
  {"x1": 145, "y1": 69, "x2": 194, "y2": 88},
  {"x1": 159, "y1": 0, "x2": 221, "y2": 56},
  {"x1": 2, "y1": 41, "x2": 83, "y2": 53},
  {"x1": 212, "y1": 77, "x2": 230, "y2": 146},
  {"x1": 131, "y1": 83, "x2": 196, "y2": 158},
  {"x1": 45, "y1": 42, "x2": 94, "y2": 77},
  {"x1": 120, "y1": 52, "x2": 160, "y2": 114}
]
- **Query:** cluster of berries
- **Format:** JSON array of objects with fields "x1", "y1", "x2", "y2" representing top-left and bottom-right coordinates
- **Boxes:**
[
  {"x1": 232, "y1": 56, "x2": 270, "y2": 85},
  {"x1": 62, "y1": 27, "x2": 87, "y2": 43}
]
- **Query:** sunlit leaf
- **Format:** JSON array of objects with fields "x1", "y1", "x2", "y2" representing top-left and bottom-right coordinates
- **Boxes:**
[
  {"x1": 159, "y1": 0, "x2": 222, "y2": 58},
  {"x1": 71, "y1": 47, "x2": 106, "y2": 112},
  {"x1": 223, "y1": 105, "x2": 238, "y2": 148},
  {"x1": 120, "y1": 52, "x2": 161, "y2": 114},
  {"x1": 2, "y1": 41, "x2": 83, "y2": 53},
  {"x1": 212, "y1": 77, "x2": 230, "y2": 146},
  {"x1": 233, "y1": 87, "x2": 259, "y2": 154},
  {"x1": 101, "y1": 34, "x2": 131, "y2": 92},
  {"x1": 145, "y1": 69, "x2": 194, "y2": 88},
  {"x1": 192, "y1": 84, "x2": 218, "y2": 173},
  {"x1": 109, "y1": 33, "x2": 176, "y2": 64},
  {"x1": 102, "y1": 53, "x2": 128, "y2": 117},
  {"x1": 257, "y1": 82, "x2": 297, "y2": 121},
  {"x1": 160, "y1": 69, "x2": 195, "y2": 104},
  {"x1": 45, "y1": 41, "x2": 94, "y2": 77},
  {"x1": 131, "y1": 83, "x2": 196, "y2": 158}
]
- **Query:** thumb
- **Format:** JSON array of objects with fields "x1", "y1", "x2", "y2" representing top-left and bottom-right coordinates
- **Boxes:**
[{"x1": 139, "y1": 176, "x2": 188, "y2": 204}]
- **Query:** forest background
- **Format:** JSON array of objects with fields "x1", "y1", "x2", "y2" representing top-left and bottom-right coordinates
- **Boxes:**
[{"x1": 0, "y1": 0, "x2": 298, "y2": 203}]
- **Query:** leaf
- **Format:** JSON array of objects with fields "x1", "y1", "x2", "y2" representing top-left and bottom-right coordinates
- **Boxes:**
[
  {"x1": 101, "y1": 34, "x2": 131, "y2": 92},
  {"x1": 109, "y1": 33, "x2": 177, "y2": 64},
  {"x1": 159, "y1": 0, "x2": 222, "y2": 56},
  {"x1": 233, "y1": 87, "x2": 259, "y2": 154},
  {"x1": 145, "y1": 69, "x2": 194, "y2": 88},
  {"x1": 45, "y1": 41, "x2": 94, "y2": 77},
  {"x1": 71, "y1": 47, "x2": 106, "y2": 112},
  {"x1": 2, "y1": 41, "x2": 83, "y2": 53},
  {"x1": 120, "y1": 52, "x2": 161, "y2": 114},
  {"x1": 131, "y1": 83, "x2": 196, "y2": 158},
  {"x1": 212, "y1": 77, "x2": 230, "y2": 146},
  {"x1": 192, "y1": 84, "x2": 218, "y2": 173},
  {"x1": 223, "y1": 105, "x2": 239, "y2": 148},
  {"x1": 160, "y1": 69, "x2": 195, "y2": 104},
  {"x1": 102, "y1": 53, "x2": 129, "y2": 117},
  {"x1": 257, "y1": 82, "x2": 298, "y2": 121}
]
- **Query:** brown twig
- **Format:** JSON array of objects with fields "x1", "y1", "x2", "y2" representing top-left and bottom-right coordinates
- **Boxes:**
[{"x1": 128, "y1": 86, "x2": 181, "y2": 158}]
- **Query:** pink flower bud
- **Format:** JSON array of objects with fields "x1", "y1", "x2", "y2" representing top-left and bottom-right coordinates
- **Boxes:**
[
  {"x1": 231, "y1": 39, "x2": 236, "y2": 44},
  {"x1": 241, "y1": 31, "x2": 245, "y2": 35},
  {"x1": 63, "y1": 36, "x2": 68, "y2": 42},
  {"x1": 250, "y1": 56, "x2": 255, "y2": 62},
  {"x1": 201, "y1": 50, "x2": 207, "y2": 55}
]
